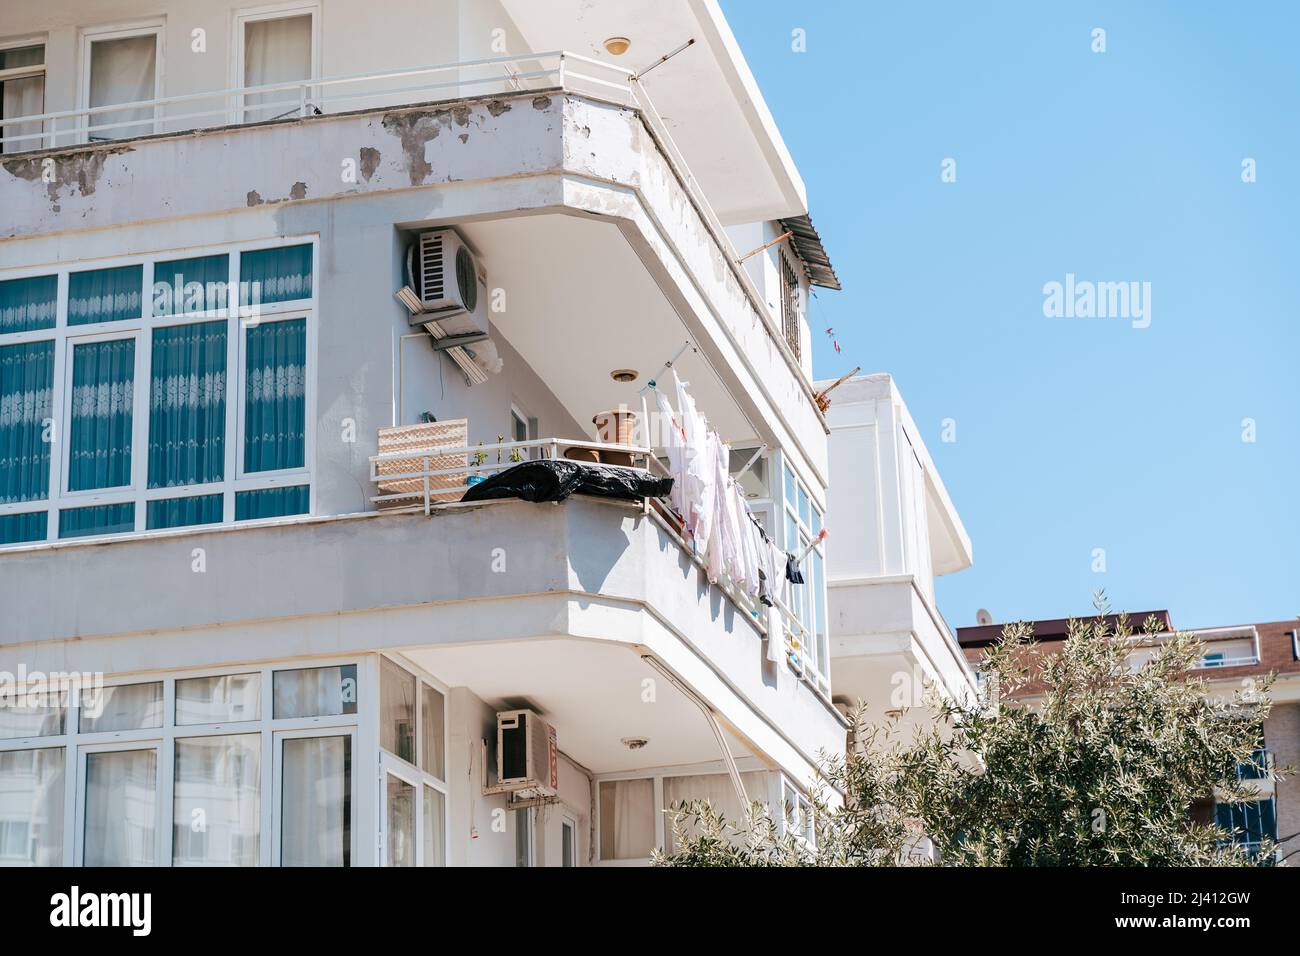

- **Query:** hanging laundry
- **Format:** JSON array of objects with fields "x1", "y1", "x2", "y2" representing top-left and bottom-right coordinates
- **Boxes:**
[
  {"x1": 785, "y1": 553, "x2": 805, "y2": 585},
  {"x1": 702, "y1": 430, "x2": 725, "y2": 583},
  {"x1": 653, "y1": 386, "x2": 685, "y2": 518},
  {"x1": 674, "y1": 371, "x2": 709, "y2": 534}
]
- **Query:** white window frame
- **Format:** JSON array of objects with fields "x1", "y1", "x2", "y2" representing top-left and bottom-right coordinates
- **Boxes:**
[
  {"x1": 560, "y1": 814, "x2": 578, "y2": 867},
  {"x1": 0, "y1": 235, "x2": 318, "y2": 544},
  {"x1": 375, "y1": 652, "x2": 450, "y2": 867},
  {"x1": 780, "y1": 455, "x2": 829, "y2": 694},
  {"x1": 0, "y1": 655, "x2": 366, "y2": 868},
  {"x1": 232, "y1": 2, "x2": 321, "y2": 124},
  {"x1": 77, "y1": 20, "x2": 165, "y2": 144},
  {"x1": 0, "y1": 35, "x2": 48, "y2": 154},
  {"x1": 593, "y1": 759, "x2": 772, "y2": 866}
]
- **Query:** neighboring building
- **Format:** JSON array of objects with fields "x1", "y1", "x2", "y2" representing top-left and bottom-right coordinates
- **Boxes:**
[
  {"x1": 0, "y1": 1, "x2": 973, "y2": 867},
  {"x1": 958, "y1": 612, "x2": 1300, "y2": 863},
  {"x1": 822, "y1": 374, "x2": 978, "y2": 736}
]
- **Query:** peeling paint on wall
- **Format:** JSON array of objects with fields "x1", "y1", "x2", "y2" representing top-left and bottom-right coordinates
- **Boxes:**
[
  {"x1": 2, "y1": 145, "x2": 132, "y2": 208},
  {"x1": 358, "y1": 146, "x2": 380, "y2": 182},
  {"x1": 382, "y1": 111, "x2": 443, "y2": 186}
]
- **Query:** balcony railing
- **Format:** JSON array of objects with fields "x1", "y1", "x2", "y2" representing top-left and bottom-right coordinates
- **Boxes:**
[
  {"x1": 368, "y1": 434, "x2": 825, "y2": 698},
  {"x1": 1, "y1": 49, "x2": 816, "y2": 405}
]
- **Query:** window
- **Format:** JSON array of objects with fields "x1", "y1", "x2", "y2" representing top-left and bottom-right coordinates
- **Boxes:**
[
  {"x1": 1216, "y1": 798, "x2": 1276, "y2": 858},
  {"x1": 598, "y1": 778, "x2": 655, "y2": 861},
  {"x1": 238, "y1": 6, "x2": 317, "y2": 124},
  {"x1": 173, "y1": 734, "x2": 260, "y2": 865},
  {"x1": 561, "y1": 818, "x2": 577, "y2": 867},
  {"x1": 780, "y1": 777, "x2": 814, "y2": 845},
  {"x1": 82, "y1": 26, "x2": 161, "y2": 142},
  {"x1": 661, "y1": 771, "x2": 766, "y2": 854},
  {"x1": 83, "y1": 747, "x2": 159, "y2": 865},
  {"x1": 0, "y1": 239, "x2": 315, "y2": 547},
  {"x1": 782, "y1": 462, "x2": 828, "y2": 691},
  {"x1": 175, "y1": 673, "x2": 261, "y2": 725},
  {"x1": 280, "y1": 734, "x2": 351, "y2": 866},
  {"x1": 780, "y1": 251, "x2": 801, "y2": 359},
  {"x1": 79, "y1": 682, "x2": 163, "y2": 734},
  {"x1": 0, "y1": 660, "x2": 365, "y2": 867},
  {"x1": 377, "y1": 656, "x2": 448, "y2": 867},
  {"x1": 514, "y1": 807, "x2": 534, "y2": 867},
  {"x1": 272, "y1": 664, "x2": 357, "y2": 719},
  {"x1": 0, "y1": 748, "x2": 63, "y2": 865},
  {"x1": 380, "y1": 658, "x2": 416, "y2": 764},
  {"x1": 384, "y1": 773, "x2": 416, "y2": 867},
  {"x1": 0, "y1": 42, "x2": 46, "y2": 153}
]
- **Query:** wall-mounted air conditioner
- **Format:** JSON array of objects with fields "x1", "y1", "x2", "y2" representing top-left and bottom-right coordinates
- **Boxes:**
[
  {"x1": 495, "y1": 709, "x2": 558, "y2": 799},
  {"x1": 396, "y1": 228, "x2": 499, "y2": 385}
]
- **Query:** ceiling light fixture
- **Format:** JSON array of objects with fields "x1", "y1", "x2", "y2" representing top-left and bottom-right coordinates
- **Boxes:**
[
  {"x1": 610, "y1": 368, "x2": 638, "y2": 383},
  {"x1": 603, "y1": 36, "x2": 631, "y2": 56}
]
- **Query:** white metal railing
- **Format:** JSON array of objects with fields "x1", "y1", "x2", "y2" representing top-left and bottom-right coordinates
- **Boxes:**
[
  {"x1": 0, "y1": 48, "x2": 814, "y2": 405},
  {"x1": 0, "y1": 50, "x2": 632, "y2": 152},
  {"x1": 367, "y1": 432, "x2": 824, "y2": 694}
]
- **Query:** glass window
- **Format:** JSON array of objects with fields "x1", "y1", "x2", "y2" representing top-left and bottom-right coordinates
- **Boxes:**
[
  {"x1": 243, "y1": 318, "x2": 306, "y2": 473},
  {"x1": 421, "y1": 684, "x2": 445, "y2": 779},
  {"x1": 0, "y1": 700, "x2": 65, "y2": 739},
  {"x1": 562, "y1": 819, "x2": 576, "y2": 867},
  {"x1": 385, "y1": 774, "x2": 415, "y2": 867},
  {"x1": 68, "y1": 265, "x2": 143, "y2": 325},
  {"x1": 234, "y1": 485, "x2": 307, "y2": 520},
  {"x1": 146, "y1": 494, "x2": 223, "y2": 530},
  {"x1": 240, "y1": 244, "x2": 312, "y2": 306},
  {"x1": 148, "y1": 321, "x2": 227, "y2": 488},
  {"x1": 598, "y1": 778, "x2": 654, "y2": 861},
  {"x1": 0, "y1": 339, "x2": 54, "y2": 505},
  {"x1": 380, "y1": 659, "x2": 415, "y2": 764},
  {"x1": 58, "y1": 502, "x2": 134, "y2": 538},
  {"x1": 0, "y1": 747, "x2": 63, "y2": 865},
  {"x1": 87, "y1": 34, "x2": 158, "y2": 141},
  {"x1": 281, "y1": 735, "x2": 350, "y2": 866},
  {"x1": 0, "y1": 275, "x2": 56, "y2": 334},
  {"x1": 0, "y1": 511, "x2": 47, "y2": 545},
  {"x1": 514, "y1": 807, "x2": 533, "y2": 867},
  {"x1": 83, "y1": 748, "x2": 157, "y2": 865},
  {"x1": 661, "y1": 771, "x2": 767, "y2": 854},
  {"x1": 175, "y1": 673, "x2": 261, "y2": 725},
  {"x1": 0, "y1": 44, "x2": 46, "y2": 154},
  {"x1": 173, "y1": 734, "x2": 260, "y2": 866},
  {"x1": 152, "y1": 254, "x2": 230, "y2": 317},
  {"x1": 67, "y1": 337, "x2": 136, "y2": 492},
  {"x1": 79, "y1": 681, "x2": 162, "y2": 734},
  {"x1": 242, "y1": 15, "x2": 313, "y2": 124},
  {"x1": 422, "y1": 785, "x2": 445, "y2": 867},
  {"x1": 272, "y1": 664, "x2": 357, "y2": 719}
]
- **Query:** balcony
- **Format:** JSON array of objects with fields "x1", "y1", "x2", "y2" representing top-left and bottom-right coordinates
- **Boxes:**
[{"x1": 0, "y1": 50, "x2": 826, "y2": 468}]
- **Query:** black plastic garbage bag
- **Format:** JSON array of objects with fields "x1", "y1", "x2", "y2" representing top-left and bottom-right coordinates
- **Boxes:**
[{"x1": 461, "y1": 459, "x2": 673, "y2": 504}]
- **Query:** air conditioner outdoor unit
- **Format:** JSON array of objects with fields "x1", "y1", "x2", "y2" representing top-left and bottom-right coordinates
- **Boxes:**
[{"x1": 495, "y1": 709, "x2": 558, "y2": 799}]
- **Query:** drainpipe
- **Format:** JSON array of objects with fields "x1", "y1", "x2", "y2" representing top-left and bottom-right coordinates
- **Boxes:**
[{"x1": 639, "y1": 653, "x2": 748, "y2": 808}]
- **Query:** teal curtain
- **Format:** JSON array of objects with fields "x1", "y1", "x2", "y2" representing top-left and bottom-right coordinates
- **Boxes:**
[
  {"x1": 59, "y1": 502, "x2": 134, "y2": 538},
  {"x1": 147, "y1": 494, "x2": 223, "y2": 530},
  {"x1": 153, "y1": 254, "x2": 230, "y2": 316},
  {"x1": 241, "y1": 245, "x2": 312, "y2": 307},
  {"x1": 0, "y1": 340, "x2": 54, "y2": 503},
  {"x1": 148, "y1": 321, "x2": 226, "y2": 488},
  {"x1": 0, "y1": 510, "x2": 47, "y2": 545},
  {"x1": 0, "y1": 275, "x2": 57, "y2": 333},
  {"x1": 69, "y1": 265, "x2": 144, "y2": 325},
  {"x1": 244, "y1": 319, "x2": 305, "y2": 473},
  {"x1": 68, "y1": 338, "x2": 136, "y2": 492},
  {"x1": 236, "y1": 485, "x2": 307, "y2": 520}
]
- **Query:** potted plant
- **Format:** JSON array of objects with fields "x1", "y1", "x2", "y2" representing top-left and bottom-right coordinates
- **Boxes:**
[{"x1": 467, "y1": 444, "x2": 489, "y2": 486}]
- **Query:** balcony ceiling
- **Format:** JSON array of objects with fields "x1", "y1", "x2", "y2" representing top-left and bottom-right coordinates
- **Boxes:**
[
  {"x1": 501, "y1": 0, "x2": 807, "y2": 224},
  {"x1": 461, "y1": 213, "x2": 757, "y2": 444},
  {"x1": 404, "y1": 638, "x2": 755, "y2": 773}
]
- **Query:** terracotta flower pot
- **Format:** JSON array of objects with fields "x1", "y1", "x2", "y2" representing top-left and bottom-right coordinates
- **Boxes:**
[{"x1": 592, "y1": 409, "x2": 638, "y2": 466}]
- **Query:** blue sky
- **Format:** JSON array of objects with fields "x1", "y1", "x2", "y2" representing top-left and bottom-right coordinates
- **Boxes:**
[{"x1": 723, "y1": 1, "x2": 1298, "y2": 629}]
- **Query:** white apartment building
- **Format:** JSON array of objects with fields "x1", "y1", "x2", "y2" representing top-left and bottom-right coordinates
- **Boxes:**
[{"x1": 0, "y1": 0, "x2": 973, "y2": 867}]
